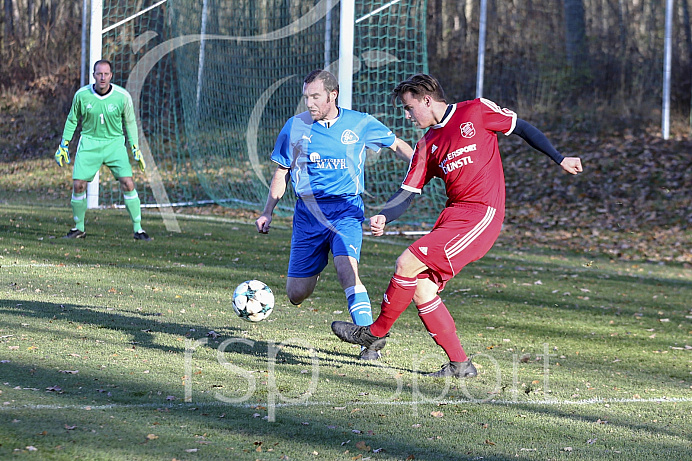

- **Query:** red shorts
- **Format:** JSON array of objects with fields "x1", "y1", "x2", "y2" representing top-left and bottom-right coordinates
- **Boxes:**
[{"x1": 409, "y1": 203, "x2": 504, "y2": 290}]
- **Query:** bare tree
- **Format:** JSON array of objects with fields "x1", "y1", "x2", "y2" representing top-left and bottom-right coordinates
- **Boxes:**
[
  {"x1": 4, "y1": 0, "x2": 14, "y2": 51},
  {"x1": 683, "y1": 0, "x2": 692, "y2": 128},
  {"x1": 563, "y1": 0, "x2": 590, "y2": 80}
]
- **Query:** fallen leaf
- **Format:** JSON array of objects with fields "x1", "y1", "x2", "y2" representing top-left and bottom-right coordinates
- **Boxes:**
[
  {"x1": 430, "y1": 411, "x2": 444, "y2": 418},
  {"x1": 485, "y1": 439, "x2": 496, "y2": 446},
  {"x1": 356, "y1": 441, "x2": 371, "y2": 451}
]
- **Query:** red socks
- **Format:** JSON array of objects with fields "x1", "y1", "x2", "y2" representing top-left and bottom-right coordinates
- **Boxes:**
[
  {"x1": 370, "y1": 277, "x2": 468, "y2": 363},
  {"x1": 416, "y1": 296, "x2": 467, "y2": 362},
  {"x1": 369, "y1": 275, "x2": 417, "y2": 337}
]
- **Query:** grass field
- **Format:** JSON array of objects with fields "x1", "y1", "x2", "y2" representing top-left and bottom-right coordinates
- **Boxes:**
[{"x1": 0, "y1": 203, "x2": 690, "y2": 460}]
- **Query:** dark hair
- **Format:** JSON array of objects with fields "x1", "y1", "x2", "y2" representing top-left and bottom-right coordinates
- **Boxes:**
[
  {"x1": 391, "y1": 73, "x2": 446, "y2": 106},
  {"x1": 93, "y1": 59, "x2": 113, "y2": 73},
  {"x1": 304, "y1": 69, "x2": 339, "y2": 95}
]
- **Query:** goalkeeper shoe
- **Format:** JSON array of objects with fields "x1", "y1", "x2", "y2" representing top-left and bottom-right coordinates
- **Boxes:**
[
  {"x1": 359, "y1": 347, "x2": 381, "y2": 361},
  {"x1": 331, "y1": 321, "x2": 388, "y2": 351},
  {"x1": 64, "y1": 228, "x2": 86, "y2": 239},
  {"x1": 425, "y1": 360, "x2": 477, "y2": 378},
  {"x1": 133, "y1": 230, "x2": 151, "y2": 241}
]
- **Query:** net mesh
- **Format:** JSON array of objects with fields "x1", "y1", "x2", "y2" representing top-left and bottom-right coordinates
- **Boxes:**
[{"x1": 101, "y1": 0, "x2": 439, "y2": 223}]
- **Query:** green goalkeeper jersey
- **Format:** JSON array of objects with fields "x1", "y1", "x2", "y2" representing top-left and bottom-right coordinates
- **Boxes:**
[{"x1": 62, "y1": 83, "x2": 138, "y2": 146}]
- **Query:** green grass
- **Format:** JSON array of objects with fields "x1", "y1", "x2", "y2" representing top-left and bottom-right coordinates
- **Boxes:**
[{"x1": 0, "y1": 204, "x2": 690, "y2": 460}]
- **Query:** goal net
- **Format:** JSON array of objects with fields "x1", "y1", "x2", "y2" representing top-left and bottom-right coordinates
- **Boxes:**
[{"x1": 101, "y1": 0, "x2": 442, "y2": 224}]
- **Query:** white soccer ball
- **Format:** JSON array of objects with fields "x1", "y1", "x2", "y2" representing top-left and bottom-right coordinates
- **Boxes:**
[{"x1": 232, "y1": 279, "x2": 274, "y2": 322}]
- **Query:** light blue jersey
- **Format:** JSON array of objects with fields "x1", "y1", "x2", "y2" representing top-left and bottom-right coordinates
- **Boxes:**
[{"x1": 271, "y1": 108, "x2": 396, "y2": 200}]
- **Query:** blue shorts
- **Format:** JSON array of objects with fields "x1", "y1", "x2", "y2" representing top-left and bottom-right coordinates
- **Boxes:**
[{"x1": 287, "y1": 196, "x2": 364, "y2": 278}]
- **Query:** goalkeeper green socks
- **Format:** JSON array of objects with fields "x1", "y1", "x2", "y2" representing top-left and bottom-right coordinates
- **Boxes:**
[
  {"x1": 70, "y1": 191, "x2": 87, "y2": 231},
  {"x1": 123, "y1": 190, "x2": 143, "y2": 233}
]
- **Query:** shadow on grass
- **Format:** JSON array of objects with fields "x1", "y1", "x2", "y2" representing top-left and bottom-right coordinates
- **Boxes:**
[{"x1": 0, "y1": 302, "x2": 482, "y2": 461}]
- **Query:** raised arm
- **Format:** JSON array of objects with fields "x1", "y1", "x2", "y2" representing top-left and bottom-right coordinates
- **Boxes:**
[{"x1": 512, "y1": 119, "x2": 582, "y2": 174}]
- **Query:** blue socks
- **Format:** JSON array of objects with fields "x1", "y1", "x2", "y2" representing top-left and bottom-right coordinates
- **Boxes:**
[{"x1": 345, "y1": 285, "x2": 373, "y2": 326}]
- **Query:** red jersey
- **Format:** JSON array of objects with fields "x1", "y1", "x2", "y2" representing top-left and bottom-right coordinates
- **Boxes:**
[{"x1": 401, "y1": 98, "x2": 516, "y2": 214}]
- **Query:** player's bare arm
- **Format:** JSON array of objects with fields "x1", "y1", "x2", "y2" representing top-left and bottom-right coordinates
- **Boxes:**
[
  {"x1": 256, "y1": 166, "x2": 290, "y2": 233},
  {"x1": 390, "y1": 137, "x2": 414, "y2": 162}
]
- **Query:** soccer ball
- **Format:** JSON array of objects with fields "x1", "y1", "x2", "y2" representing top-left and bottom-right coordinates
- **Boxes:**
[{"x1": 232, "y1": 280, "x2": 274, "y2": 322}]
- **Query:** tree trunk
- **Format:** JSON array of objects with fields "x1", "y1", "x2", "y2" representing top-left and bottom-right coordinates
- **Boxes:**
[
  {"x1": 4, "y1": 0, "x2": 14, "y2": 40},
  {"x1": 682, "y1": 0, "x2": 692, "y2": 132},
  {"x1": 428, "y1": 0, "x2": 443, "y2": 58},
  {"x1": 563, "y1": 0, "x2": 589, "y2": 70}
]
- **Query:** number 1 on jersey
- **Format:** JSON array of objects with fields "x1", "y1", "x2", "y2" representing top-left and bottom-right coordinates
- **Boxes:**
[{"x1": 99, "y1": 113, "x2": 105, "y2": 124}]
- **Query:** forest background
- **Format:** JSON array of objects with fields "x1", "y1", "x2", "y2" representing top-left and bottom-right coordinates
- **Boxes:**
[{"x1": 0, "y1": 0, "x2": 690, "y2": 264}]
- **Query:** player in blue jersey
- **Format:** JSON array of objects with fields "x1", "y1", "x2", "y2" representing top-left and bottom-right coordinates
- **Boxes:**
[{"x1": 255, "y1": 70, "x2": 413, "y2": 360}]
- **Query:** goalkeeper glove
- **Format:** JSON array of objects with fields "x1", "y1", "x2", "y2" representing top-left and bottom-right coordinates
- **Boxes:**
[
  {"x1": 54, "y1": 140, "x2": 70, "y2": 167},
  {"x1": 132, "y1": 145, "x2": 146, "y2": 171}
]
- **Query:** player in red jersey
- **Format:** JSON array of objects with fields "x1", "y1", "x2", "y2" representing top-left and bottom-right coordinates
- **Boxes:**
[{"x1": 332, "y1": 74, "x2": 583, "y2": 377}]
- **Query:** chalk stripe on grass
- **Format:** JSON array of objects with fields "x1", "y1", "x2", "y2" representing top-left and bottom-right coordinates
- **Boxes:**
[{"x1": 2, "y1": 396, "x2": 691, "y2": 412}]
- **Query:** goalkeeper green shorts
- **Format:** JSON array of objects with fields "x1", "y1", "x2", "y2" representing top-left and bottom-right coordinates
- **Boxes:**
[{"x1": 73, "y1": 136, "x2": 133, "y2": 181}]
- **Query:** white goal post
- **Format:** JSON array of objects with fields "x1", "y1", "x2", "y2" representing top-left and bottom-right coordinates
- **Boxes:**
[{"x1": 86, "y1": 0, "x2": 102, "y2": 209}]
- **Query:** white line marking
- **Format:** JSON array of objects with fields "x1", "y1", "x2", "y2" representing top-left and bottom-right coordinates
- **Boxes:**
[{"x1": 2, "y1": 397, "x2": 691, "y2": 412}]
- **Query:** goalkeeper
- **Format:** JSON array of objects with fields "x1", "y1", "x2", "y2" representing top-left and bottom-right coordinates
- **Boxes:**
[{"x1": 54, "y1": 59, "x2": 150, "y2": 240}]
